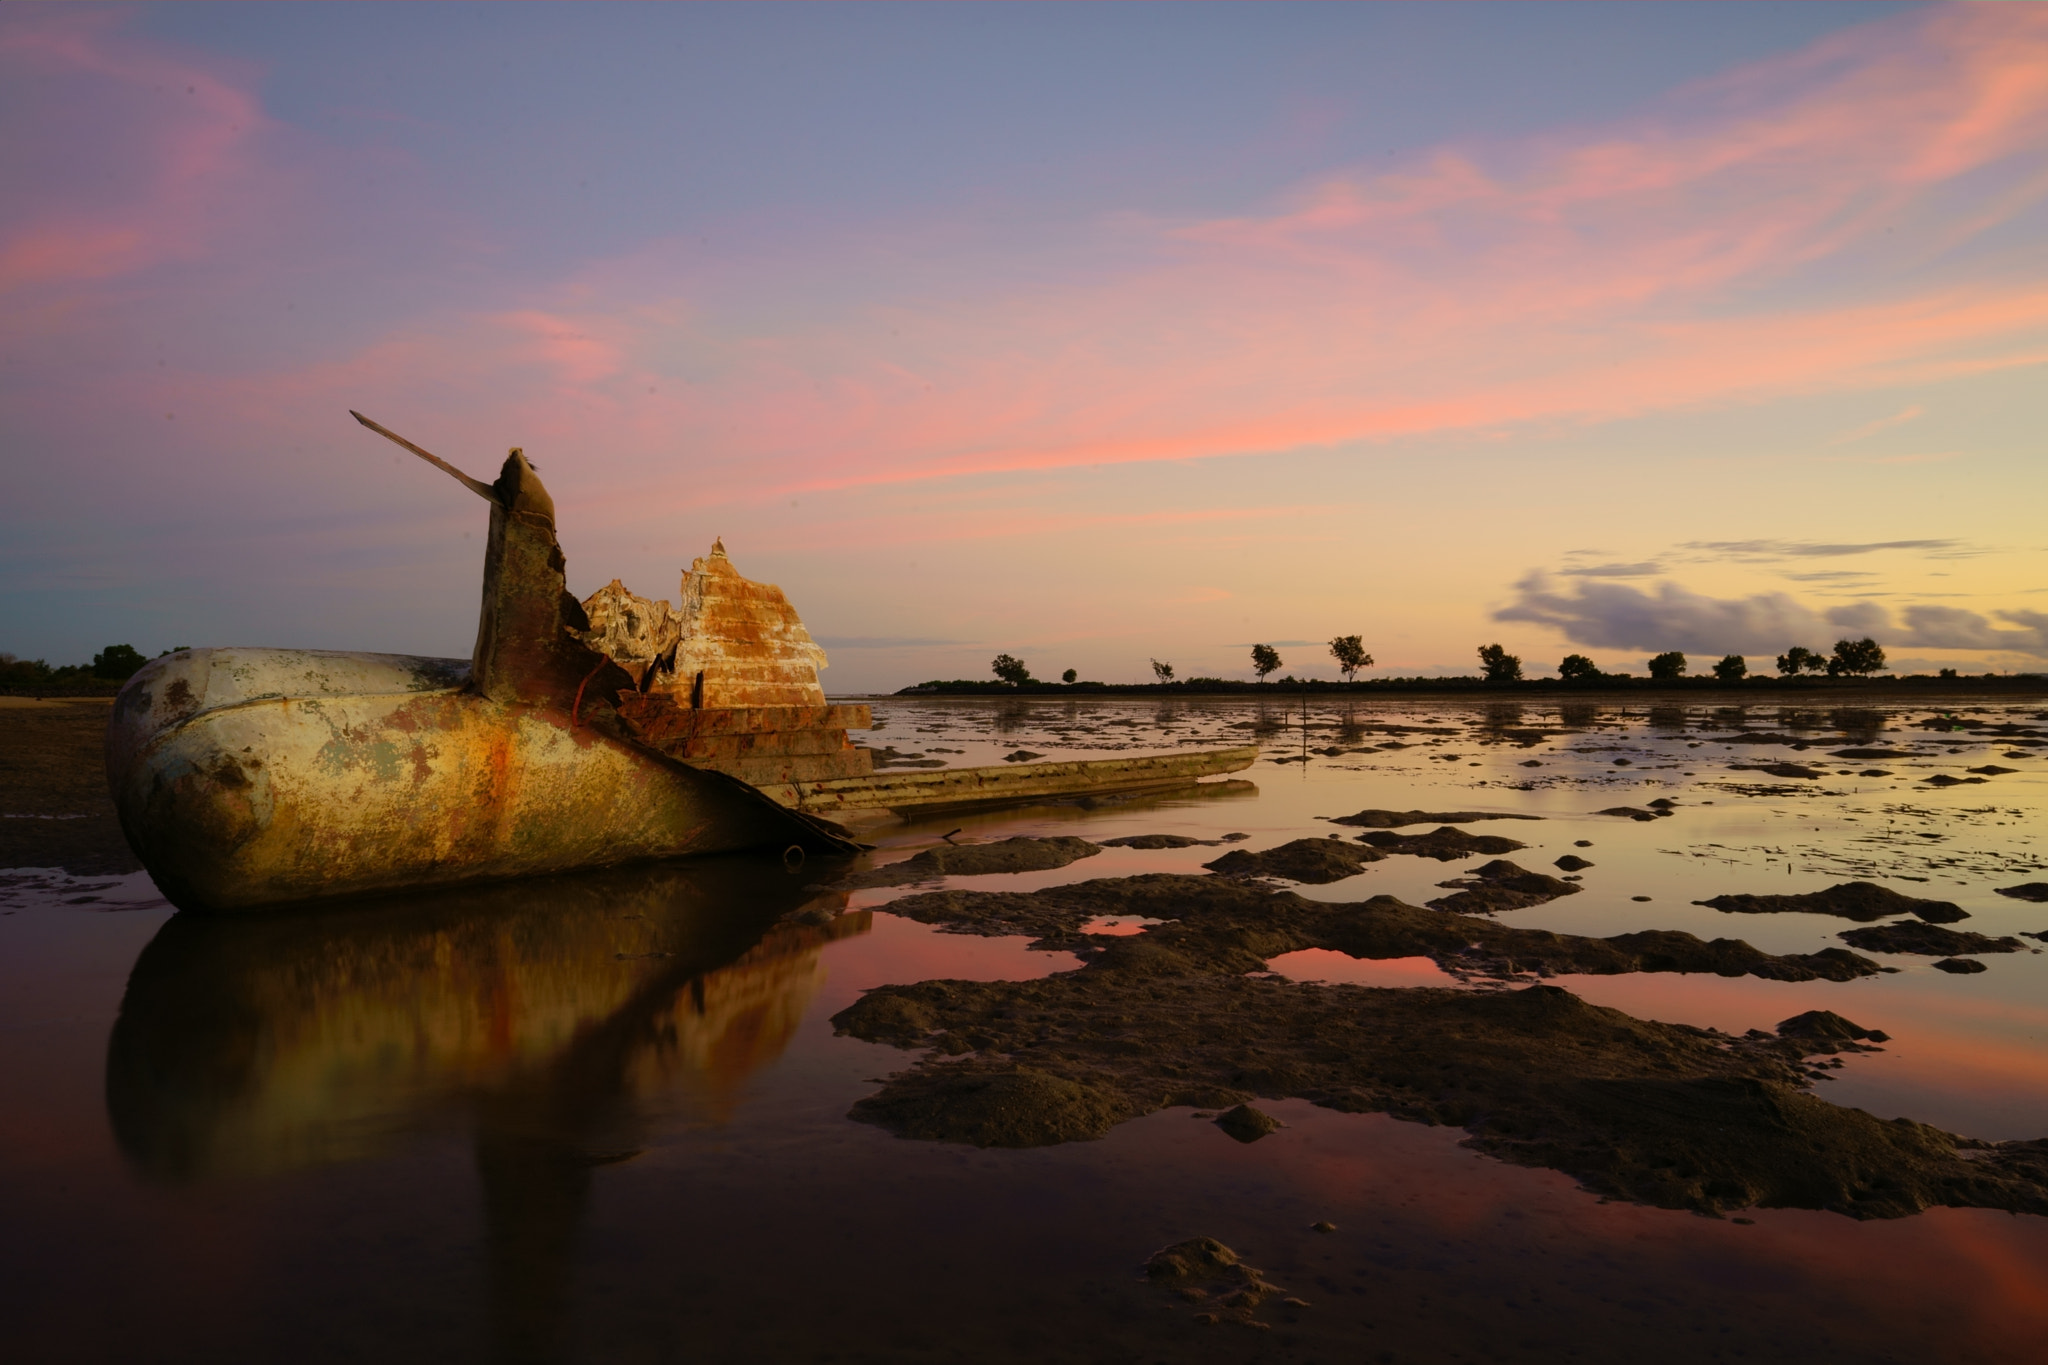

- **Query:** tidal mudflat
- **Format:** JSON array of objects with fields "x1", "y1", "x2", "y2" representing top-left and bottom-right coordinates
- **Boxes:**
[{"x1": 4, "y1": 692, "x2": 2047, "y2": 1362}]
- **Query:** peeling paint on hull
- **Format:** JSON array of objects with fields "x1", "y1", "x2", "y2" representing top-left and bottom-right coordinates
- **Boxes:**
[{"x1": 108, "y1": 648, "x2": 833, "y2": 911}]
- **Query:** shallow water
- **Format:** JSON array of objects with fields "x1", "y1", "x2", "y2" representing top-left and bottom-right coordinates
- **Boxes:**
[{"x1": 3, "y1": 692, "x2": 2046, "y2": 1362}]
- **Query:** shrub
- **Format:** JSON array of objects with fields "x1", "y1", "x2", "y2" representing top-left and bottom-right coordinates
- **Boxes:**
[
  {"x1": 1712, "y1": 654, "x2": 1748, "y2": 682},
  {"x1": 1150, "y1": 659, "x2": 1175, "y2": 684},
  {"x1": 1477, "y1": 643, "x2": 1522, "y2": 684},
  {"x1": 1647, "y1": 651, "x2": 1686, "y2": 680},
  {"x1": 92, "y1": 644, "x2": 147, "y2": 681},
  {"x1": 1061, "y1": 668, "x2": 1078, "y2": 684},
  {"x1": 1827, "y1": 637, "x2": 1887, "y2": 677},
  {"x1": 1775, "y1": 646, "x2": 1826, "y2": 676},
  {"x1": 990, "y1": 654, "x2": 1033, "y2": 685},
  {"x1": 1557, "y1": 654, "x2": 1599, "y2": 682}
]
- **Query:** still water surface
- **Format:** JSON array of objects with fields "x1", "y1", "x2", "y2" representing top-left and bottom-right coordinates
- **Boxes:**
[{"x1": 3, "y1": 693, "x2": 2045, "y2": 1362}]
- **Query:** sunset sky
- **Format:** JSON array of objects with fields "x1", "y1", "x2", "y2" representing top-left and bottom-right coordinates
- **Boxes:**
[{"x1": 5, "y1": 2, "x2": 2045, "y2": 690}]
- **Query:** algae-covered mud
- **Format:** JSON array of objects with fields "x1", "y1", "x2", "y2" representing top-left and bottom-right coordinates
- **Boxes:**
[{"x1": 4, "y1": 692, "x2": 2048, "y2": 1362}]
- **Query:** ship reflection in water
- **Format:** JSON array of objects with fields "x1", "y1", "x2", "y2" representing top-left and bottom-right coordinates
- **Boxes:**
[{"x1": 104, "y1": 857, "x2": 865, "y2": 1360}]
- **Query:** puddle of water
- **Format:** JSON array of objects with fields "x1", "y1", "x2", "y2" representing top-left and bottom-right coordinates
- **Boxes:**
[
  {"x1": 4, "y1": 692, "x2": 2047, "y2": 1361},
  {"x1": 1264, "y1": 948, "x2": 1461, "y2": 989}
]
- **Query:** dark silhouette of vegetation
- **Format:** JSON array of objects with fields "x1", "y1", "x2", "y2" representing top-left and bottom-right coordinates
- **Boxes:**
[
  {"x1": 1061, "y1": 668, "x2": 1078, "y2": 684},
  {"x1": 1776, "y1": 646, "x2": 1827, "y2": 676},
  {"x1": 1827, "y1": 637, "x2": 1887, "y2": 677},
  {"x1": 990, "y1": 654, "x2": 1033, "y2": 685},
  {"x1": 1250, "y1": 643, "x2": 1281, "y2": 682},
  {"x1": 1557, "y1": 653, "x2": 1599, "y2": 682},
  {"x1": 92, "y1": 643, "x2": 147, "y2": 680},
  {"x1": 1712, "y1": 653, "x2": 1748, "y2": 682},
  {"x1": 1328, "y1": 635, "x2": 1372, "y2": 683},
  {"x1": 1150, "y1": 659, "x2": 1175, "y2": 684},
  {"x1": 1646, "y1": 650, "x2": 1686, "y2": 681},
  {"x1": 1477, "y1": 643, "x2": 1521, "y2": 684}
]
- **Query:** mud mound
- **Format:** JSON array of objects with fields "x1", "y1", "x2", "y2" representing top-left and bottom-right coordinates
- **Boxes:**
[
  {"x1": 849, "y1": 1063, "x2": 1128, "y2": 1145},
  {"x1": 1697, "y1": 882, "x2": 1967, "y2": 924},
  {"x1": 1996, "y1": 882, "x2": 2048, "y2": 903},
  {"x1": 836, "y1": 966, "x2": 2048, "y2": 1219},
  {"x1": 1428, "y1": 860, "x2": 1581, "y2": 915},
  {"x1": 1354, "y1": 827, "x2": 1529, "y2": 861},
  {"x1": 1327, "y1": 809, "x2": 1542, "y2": 828},
  {"x1": 1215, "y1": 1103, "x2": 1282, "y2": 1143},
  {"x1": 1831, "y1": 748, "x2": 1917, "y2": 759},
  {"x1": 1100, "y1": 834, "x2": 1222, "y2": 849},
  {"x1": 1731, "y1": 763, "x2": 1828, "y2": 780},
  {"x1": 1838, "y1": 922, "x2": 2024, "y2": 955},
  {"x1": 1144, "y1": 1238, "x2": 1290, "y2": 1327},
  {"x1": 1777, "y1": 1010, "x2": 1889, "y2": 1047},
  {"x1": 1204, "y1": 838, "x2": 1384, "y2": 883},
  {"x1": 1933, "y1": 958, "x2": 1987, "y2": 974},
  {"x1": 843, "y1": 836, "x2": 1102, "y2": 888},
  {"x1": 1554, "y1": 855, "x2": 1594, "y2": 872},
  {"x1": 1597, "y1": 807, "x2": 1659, "y2": 821}
]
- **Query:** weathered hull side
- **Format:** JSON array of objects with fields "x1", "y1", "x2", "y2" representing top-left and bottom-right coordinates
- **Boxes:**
[{"x1": 108, "y1": 649, "x2": 826, "y2": 911}]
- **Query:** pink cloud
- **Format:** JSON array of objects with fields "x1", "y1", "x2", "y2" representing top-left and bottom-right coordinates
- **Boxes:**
[
  {"x1": 28, "y1": 2, "x2": 2048, "y2": 544},
  {"x1": 0, "y1": 9, "x2": 268, "y2": 296}
]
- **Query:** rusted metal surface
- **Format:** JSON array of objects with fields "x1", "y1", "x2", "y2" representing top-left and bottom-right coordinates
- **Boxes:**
[
  {"x1": 108, "y1": 418, "x2": 856, "y2": 912},
  {"x1": 106, "y1": 647, "x2": 846, "y2": 909},
  {"x1": 756, "y1": 745, "x2": 1262, "y2": 815},
  {"x1": 580, "y1": 541, "x2": 829, "y2": 707}
]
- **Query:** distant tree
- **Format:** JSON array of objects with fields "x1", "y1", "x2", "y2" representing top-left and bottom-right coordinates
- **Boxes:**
[
  {"x1": 1775, "y1": 646, "x2": 1826, "y2": 676},
  {"x1": 1938, "y1": 667, "x2": 1959, "y2": 679},
  {"x1": 92, "y1": 644, "x2": 147, "y2": 681},
  {"x1": 1328, "y1": 635, "x2": 1372, "y2": 683},
  {"x1": 1557, "y1": 653, "x2": 1599, "y2": 682},
  {"x1": 1712, "y1": 654, "x2": 1748, "y2": 682},
  {"x1": 990, "y1": 654, "x2": 1032, "y2": 685},
  {"x1": 1647, "y1": 651, "x2": 1686, "y2": 680},
  {"x1": 1061, "y1": 668, "x2": 1078, "y2": 684},
  {"x1": 1827, "y1": 637, "x2": 1887, "y2": 677},
  {"x1": 1251, "y1": 643, "x2": 1282, "y2": 682},
  {"x1": 1476, "y1": 643, "x2": 1522, "y2": 684},
  {"x1": 1150, "y1": 658, "x2": 1175, "y2": 684}
]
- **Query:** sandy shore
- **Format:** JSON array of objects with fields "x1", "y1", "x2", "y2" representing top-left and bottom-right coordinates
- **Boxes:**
[{"x1": 0, "y1": 697, "x2": 137, "y2": 874}]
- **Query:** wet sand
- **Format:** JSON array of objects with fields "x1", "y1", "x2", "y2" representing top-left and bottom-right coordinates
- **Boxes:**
[{"x1": 4, "y1": 692, "x2": 2048, "y2": 1361}]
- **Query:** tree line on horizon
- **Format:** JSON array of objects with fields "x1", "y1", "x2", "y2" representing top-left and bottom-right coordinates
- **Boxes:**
[
  {"x1": 0, "y1": 644, "x2": 186, "y2": 692},
  {"x1": 978, "y1": 635, "x2": 1913, "y2": 688}
]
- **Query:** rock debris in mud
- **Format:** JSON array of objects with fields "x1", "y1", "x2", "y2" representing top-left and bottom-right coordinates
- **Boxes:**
[
  {"x1": 1995, "y1": 882, "x2": 2048, "y2": 903},
  {"x1": 1099, "y1": 834, "x2": 1225, "y2": 849},
  {"x1": 1696, "y1": 882, "x2": 1969, "y2": 923}
]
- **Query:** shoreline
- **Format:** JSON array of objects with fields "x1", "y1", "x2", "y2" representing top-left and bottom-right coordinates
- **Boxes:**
[{"x1": 872, "y1": 677, "x2": 2048, "y2": 699}]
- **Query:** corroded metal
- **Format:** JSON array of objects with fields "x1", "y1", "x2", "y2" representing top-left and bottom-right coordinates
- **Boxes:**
[{"x1": 107, "y1": 418, "x2": 856, "y2": 911}]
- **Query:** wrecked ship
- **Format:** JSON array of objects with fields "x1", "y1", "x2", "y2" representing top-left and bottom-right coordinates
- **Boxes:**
[{"x1": 106, "y1": 414, "x2": 1253, "y2": 911}]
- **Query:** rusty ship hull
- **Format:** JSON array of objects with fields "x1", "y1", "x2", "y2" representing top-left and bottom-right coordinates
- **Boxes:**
[
  {"x1": 106, "y1": 414, "x2": 1255, "y2": 912},
  {"x1": 106, "y1": 648, "x2": 845, "y2": 911}
]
